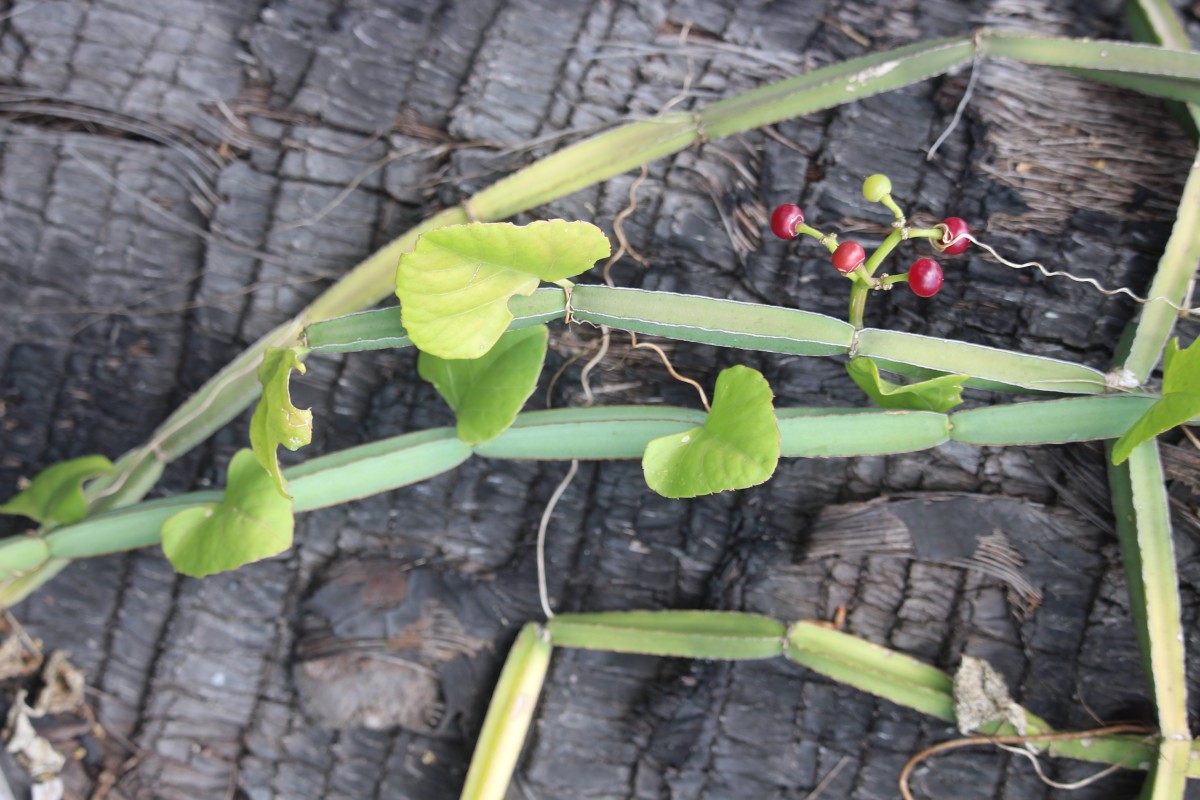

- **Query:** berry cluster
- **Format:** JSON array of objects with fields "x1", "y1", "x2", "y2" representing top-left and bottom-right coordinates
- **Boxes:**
[{"x1": 769, "y1": 174, "x2": 972, "y2": 325}]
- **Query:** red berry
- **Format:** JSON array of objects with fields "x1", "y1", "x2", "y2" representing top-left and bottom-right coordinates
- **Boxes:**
[
  {"x1": 907, "y1": 257, "x2": 944, "y2": 297},
  {"x1": 770, "y1": 203, "x2": 805, "y2": 239},
  {"x1": 831, "y1": 241, "x2": 865, "y2": 274},
  {"x1": 935, "y1": 217, "x2": 970, "y2": 255}
]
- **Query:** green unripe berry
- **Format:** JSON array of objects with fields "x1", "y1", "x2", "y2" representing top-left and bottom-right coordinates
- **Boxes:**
[{"x1": 862, "y1": 174, "x2": 892, "y2": 203}]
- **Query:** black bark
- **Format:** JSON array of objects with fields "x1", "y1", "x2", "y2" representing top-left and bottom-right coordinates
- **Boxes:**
[{"x1": 1, "y1": 0, "x2": 1198, "y2": 798}]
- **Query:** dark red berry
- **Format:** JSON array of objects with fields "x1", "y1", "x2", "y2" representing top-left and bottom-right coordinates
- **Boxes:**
[
  {"x1": 935, "y1": 217, "x2": 970, "y2": 255},
  {"x1": 831, "y1": 241, "x2": 866, "y2": 274},
  {"x1": 907, "y1": 257, "x2": 944, "y2": 297},
  {"x1": 770, "y1": 204, "x2": 805, "y2": 239}
]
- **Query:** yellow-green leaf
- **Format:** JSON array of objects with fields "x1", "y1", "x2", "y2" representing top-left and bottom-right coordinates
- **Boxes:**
[
  {"x1": 1163, "y1": 336, "x2": 1200, "y2": 394},
  {"x1": 395, "y1": 221, "x2": 609, "y2": 359},
  {"x1": 160, "y1": 449, "x2": 294, "y2": 577},
  {"x1": 846, "y1": 356, "x2": 966, "y2": 412},
  {"x1": 642, "y1": 365, "x2": 779, "y2": 498},
  {"x1": 0, "y1": 455, "x2": 113, "y2": 527},
  {"x1": 1112, "y1": 337, "x2": 1200, "y2": 464},
  {"x1": 249, "y1": 347, "x2": 313, "y2": 497},
  {"x1": 418, "y1": 325, "x2": 548, "y2": 444}
]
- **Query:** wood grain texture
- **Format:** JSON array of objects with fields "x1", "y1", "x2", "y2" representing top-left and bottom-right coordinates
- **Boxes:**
[{"x1": 0, "y1": 0, "x2": 1198, "y2": 797}]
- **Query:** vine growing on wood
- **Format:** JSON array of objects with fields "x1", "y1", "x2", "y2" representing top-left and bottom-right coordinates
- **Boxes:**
[{"x1": 2, "y1": 3, "x2": 1200, "y2": 797}]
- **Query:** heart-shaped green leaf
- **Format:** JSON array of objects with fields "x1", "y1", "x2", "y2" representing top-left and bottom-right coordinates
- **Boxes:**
[
  {"x1": 0, "y1": 455, "x2": 113, "y2": 527},
  {"x1": 847, "y1": 356, "x2": 966, "y2": 412},
  {"x1": 418, "y1": 325, "x2": 549, "y2": 444},
  {"x1": 1112, "y1": 337, "x2": 1200, "y2": 464},
  {"x1": 642, "y1": 365, "x2": 779, "y2": 498},
  {"x1": 161, "y1": 449, "x2": 294, "y2": 577},
  {"x1": 396, "y1": 220, "x2": 610, "y2": 359},
  {"x1": 249, "y1": 347, "x2": 313, "y2": 497}
]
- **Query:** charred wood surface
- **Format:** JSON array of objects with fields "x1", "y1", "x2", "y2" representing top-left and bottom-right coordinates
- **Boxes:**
[{"x1": 1, "y1": 0, "x2": 1199, "y2": 798}]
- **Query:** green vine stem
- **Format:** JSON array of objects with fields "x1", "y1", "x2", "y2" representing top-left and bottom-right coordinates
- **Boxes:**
[
  {"x1": 1111, "y1": 3, "x2": 1198, "y2": 796},
  {"x1": 310, "y1": 285, "x2": 1116, "y2": 394},
  {"x1": 459, "y1": 623, "x2": 552, "y2": 800},
  {"x1": 5, "y1": 393, "x2": 1196, "y2": 606},
  {"x1": 1107, "y1": 440, "x2": 1191, "y2": 798},
  {"x1": 848, "y1": 282, "x2": 870, "y2": 329},
  {"x1": 0, "y1": 19, "x2": 1197, "y2": 797},
  {"x1": 77, "y1": 31, "x2": 1200, "y2": 519}
]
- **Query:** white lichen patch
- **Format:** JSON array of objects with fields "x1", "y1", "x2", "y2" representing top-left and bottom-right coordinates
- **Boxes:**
[{"x1": 953, "y1": 655, "x2": 1027, "y2": 736}]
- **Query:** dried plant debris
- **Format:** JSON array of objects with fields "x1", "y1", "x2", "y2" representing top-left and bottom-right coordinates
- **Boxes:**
[
  {"x1": 30, "y1": 780, "x2": 61, "y2": 800},
  {"x1": 804, "y1": 495, "x2": 1043, "y2": 615},
  {"x1": 946, "y1": 530, "x2": 1042, "y2": 619},
  {"x1": 686, "y1": 137, "x2": 767, "y2": 264},
  {"x1": 31, "y1": 652, "x2": 85, "y2": 717},
  {"x1": 805, "y1": 497, "x2": 914, "y2": 559},
  {"x1": 4, "y1": 691, "x2": 65, "y2": 796},
  {"x1": 0, "y1": 634, "x2": 43, "y2": 682},
  {"x1": 1162, "y1": 440, "x2": 1200, "y2": 494},
  {"x1": 953, "y1": 655, "x2": 1027, "y2": 736},
  {"x1": 1040, "y1": 443, "x2": 1115, "y2": 534},
  {"x1": 0, "y1": 648, "x2": 87, "y2": 798},
  {"x1": 975, "y1": 30, "x2": 1192, "y2": 233},
  {"x1": 1047, "y1": 441, "x2": 1200, "y2": 543},
  {"x1": 1162, "y1": 441, "x2": 1200, "y2": 542}
]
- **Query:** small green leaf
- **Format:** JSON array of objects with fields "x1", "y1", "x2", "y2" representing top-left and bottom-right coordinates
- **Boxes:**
[
  {"x1": 1163, "y1": 336, "x2": 1200, "y2": 394},
  {"x1": 249, "y1": 347, "x2": 313, "y2": 497},
  {"x1": 161, "y1": 449, "x2": 294, "y2": 577},
  {"x1": 1112, "y1": 337, "x2": 1200, "y2": 464},
  {"x1": 642, "y1": 365, "x2": 779, "y2": 498},
  {"x1": 395, "y1": 220, "x2": 610, "y2": 359},
  {"x1": 418, "y1": 325, "x2": 549, "y2": 444},
  {"x1": 0, "y1": 455, "x2": 113, "y2": 527},
  {"x1": 1112, "y1": 395, "x2": 1200, "y2": 465},
  {"x1": 847, "y1": 357, "x2": 966, "y2": 412}
]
